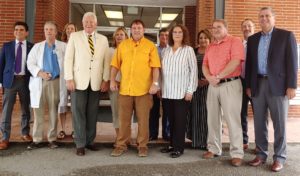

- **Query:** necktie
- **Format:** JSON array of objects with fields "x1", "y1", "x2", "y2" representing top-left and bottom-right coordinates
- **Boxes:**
[
  {"x1": 88, "y1": 35, "x2": 94, "y2": 56},
  {"x1": 15, "y1": 42, "x2": 22, "y2": 74}
]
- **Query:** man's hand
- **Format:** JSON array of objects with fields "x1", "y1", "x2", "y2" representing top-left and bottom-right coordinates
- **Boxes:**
[
  {"x1": 100, "y1": 81, "x2": 109, "y2": 92},
  {"x1": 184, "y1": 93, "x2": 193, "y2": 101},
  {"x1": 286, "y1": 88, "x2": 296, "y2": 99},
  {"x1": 246, "y1": 88, "x2": 251, "y2": 97},
  {"x1": 38, "y1": 71, "x2": 52, "y2": 81},
  {"x1": 198, "y1": 79, "x2": 209, "y2": 87},
  {"x1": 149, "y1": 83, "x2": 159, "y2": 95},
  {"x1": 206, "y1": 75, "x2": 220, "y2": 86},
  {"x1": 110, "y1": 80, "x2": 119, "y2": 92},
  {"x1": 66, "y1": 80, "x2": 75, "y2": 92}
]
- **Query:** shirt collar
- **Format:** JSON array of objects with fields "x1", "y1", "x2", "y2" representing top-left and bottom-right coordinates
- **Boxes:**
[
  {"x1": 15, "y1": 39, "x2": 26, "y2": 45},
  {"x1": 130, "y1": 37, "x2": 145, "y2": 46},
  {"x1": 85, "y1": 31, "x2": 95, "y2": 37},
  {"x1": 212, "y1": 35, "x2": 230, "y2": 45},
  {"x1": 261, "y1": 27, "x2": 274, "y2": 36}
]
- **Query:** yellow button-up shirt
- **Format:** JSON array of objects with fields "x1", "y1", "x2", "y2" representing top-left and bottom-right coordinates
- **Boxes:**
[{"x1": 111, "y1": 37, "x2": 161, "y2": 96}]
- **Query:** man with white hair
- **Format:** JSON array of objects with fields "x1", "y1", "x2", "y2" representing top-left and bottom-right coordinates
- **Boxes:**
[
  {"x1": 64, "y1": 12, "x2": 110, "y2": 156},
  {"x1": 27, "y1": 21, "x2": 67, "y2": 150}
]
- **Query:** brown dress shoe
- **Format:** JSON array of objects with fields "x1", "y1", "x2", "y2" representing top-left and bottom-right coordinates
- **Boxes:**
[
  {"x1": 249, "y1": 157, "x2": 265, "y2": 166},
  {"x1": 0, "y1": 140, "x2": 9, "y2": 150},
  {"x1": 202, "y1": 151, "x2": 218, "y2": 159},
  {"x1": 86, "y1": 144, "x2": 99, "y2": 151},
  {"x1": 76, "y1": 148, "x2": 85, "y2": 156},
  {"x1": 271, "y1": 161, "x2": 283, "y2": 172},
  {"x1": 21, "y1": 135, "x2": 33, "y2": 142},
  {"x1": 231, "y1": 158, "x2": 243, "y2": 167}
]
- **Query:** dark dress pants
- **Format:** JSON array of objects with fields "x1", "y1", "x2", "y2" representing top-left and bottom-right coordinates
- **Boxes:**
[
  {"x1": 0, "y1": 78, "x2": 30, "y2": 140},
  {"x1": 71, "y1": 84, "x2": 100, "y2": 148},
  {"x1": 163, "y1": 98, "x2": 189, "y2": 152}
]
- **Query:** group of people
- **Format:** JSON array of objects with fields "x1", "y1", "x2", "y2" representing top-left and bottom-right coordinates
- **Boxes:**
[{"x1": 0, "y1": 6, "x2": 297, "y2": 173}]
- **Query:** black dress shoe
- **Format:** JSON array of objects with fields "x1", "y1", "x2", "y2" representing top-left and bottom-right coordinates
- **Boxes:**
[
  {"x1": 170, "y1": 151, "x2": 183, "y2": 158},
  {"x1": 85, "y1": 144, "x2": 99, "y2": 151},
  {"x1": 149, "y1": 136, "x2": 158, "y2": 141},
  {"x1": 76, "y1": 148, "x2": 85, "y2": 156},
  {"x1": 160, "y1": 146, "x2": 174, "y2": 153}
]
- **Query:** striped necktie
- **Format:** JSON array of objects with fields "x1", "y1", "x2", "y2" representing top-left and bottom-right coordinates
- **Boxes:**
[{"x1": 88, "y1": 35, "x2": 94, "y2": 56}]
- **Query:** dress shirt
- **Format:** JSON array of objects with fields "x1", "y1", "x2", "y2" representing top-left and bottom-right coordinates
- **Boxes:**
[
  {"x1": 43, "y1": 43, "x2": 60, "y2": 79},
  {"x1": 258, "y1": 28, "x2": 273, "y2": 75},
  {"x1": 241, "y1": 40, "x2": 247, "y2": 78},
  {"x1": 111, "y1": 37, "x2": 161, "y2": 96},
  {"x1": 161, "y1": 46, "x2": 198, "y2": 99},
  {"x1": 203, "y1": 35, "x2": 245, "y2": 78},
  {"x1": 14, "y1": 39, "x2": 27, "y2": 75}
]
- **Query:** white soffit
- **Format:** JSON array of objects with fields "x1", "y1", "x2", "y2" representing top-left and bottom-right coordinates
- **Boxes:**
[{"x1": 69, "y1": 0, "x2": 196, "y2": 7}]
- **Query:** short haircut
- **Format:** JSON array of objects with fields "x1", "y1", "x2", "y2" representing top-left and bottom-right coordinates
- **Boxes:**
[
  {"x1": 130, "y1": 19, "x2": 145, "y2": 28},
  {"x1": 82, "y1": 12, "x2": 97, "y2": 23},
  {"x1": 112, "y1": 27, "x2": 129, "y2": 47},
  {"x1": 159, "y1": 28, "x2": 168, "y2": 35},
  {"x1": 213, "y1": 19, "x2": 228, "y2": 28},
  {"x1": 168, "y1": 24, "x2": 190, "y2": 47},
  {"x1": 241, "y1": 18, "x2": 255, "y2": 27},
  {"x1": 260, "y1": 7, "x2": 275, "y2": 16},
  {"x1": 14, "y1": 21, "x2": 29, "y2": 31},
  {"x1": 197, "y1": 29, "x2": 212, "y2": 44},
  {"x1": 44, "y1": 21, "x2": 58, "y2": 31}
]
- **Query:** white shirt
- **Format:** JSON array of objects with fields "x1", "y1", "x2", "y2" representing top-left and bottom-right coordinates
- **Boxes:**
[
  {"x1": 15, "y1": 39, "x2": 27, "y2": 75},
  {"x1": 241, "y1": 40, "x2": 247, "y2": 78},
  {"x1": 161, "y1": 46, "x2": 198, "y2": 99}
]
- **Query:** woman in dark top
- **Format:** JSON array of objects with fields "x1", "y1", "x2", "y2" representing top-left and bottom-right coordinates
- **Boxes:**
[{"x1": 187, "y1": 29, "x2": 212, "y2": 150}]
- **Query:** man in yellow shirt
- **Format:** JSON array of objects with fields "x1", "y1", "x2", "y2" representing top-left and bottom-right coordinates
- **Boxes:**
[{"x1": 110, "y1": 19, "x2": 161, "y2": 157}]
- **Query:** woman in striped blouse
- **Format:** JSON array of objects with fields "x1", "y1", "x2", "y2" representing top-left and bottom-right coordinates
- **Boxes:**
[{"x1": 160, "y1": 24, "x2": 198, "y2": 158}]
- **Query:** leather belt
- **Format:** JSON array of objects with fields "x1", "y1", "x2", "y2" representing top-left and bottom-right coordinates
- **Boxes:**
[
  {"x1": 219, "y1": 76, "x2": 239, "y2": 84},
  {"x1": 257, "y1": 74, "x2": 268, "y2": 78},
  {"x1": 14, "y1": 75, "x2": 26, "y2": 79}
]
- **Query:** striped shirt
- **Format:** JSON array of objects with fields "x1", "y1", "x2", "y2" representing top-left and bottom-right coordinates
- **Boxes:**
[{"x1": 161, "y1": 46, "x2": 198, "y2": 99}]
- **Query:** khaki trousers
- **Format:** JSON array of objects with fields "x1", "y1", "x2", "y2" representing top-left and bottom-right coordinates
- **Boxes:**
[
  {"x1": 32, "y1": 78, "x2": 59, "y2": 143},
  {"x1": 115, "y1": 94, "x2": 153, "y2": 150},
  {"x1": 206, "y1": 79, "x2": 244, "y2": 159}
]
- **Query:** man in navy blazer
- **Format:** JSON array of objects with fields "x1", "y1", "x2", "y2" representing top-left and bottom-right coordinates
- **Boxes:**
[
  {"x1": 0, "y1": 21, "x2": 34, "y2": 150},
  {"x1": 246, "y1": 7, "x2": 298, "y2": 172}
]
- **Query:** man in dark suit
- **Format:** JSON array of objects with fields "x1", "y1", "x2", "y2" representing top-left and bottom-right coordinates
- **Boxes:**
[
  {"x1": 246, "y1": 7, "x2": 298, "y2": 172},
  {"x1": 0, "y1": 21, "x2": 34, "y2": 150}
]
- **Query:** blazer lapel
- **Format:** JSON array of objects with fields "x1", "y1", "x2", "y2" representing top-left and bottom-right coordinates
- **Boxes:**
[
  {"x1": 267, "y1": 27, "x2": 277, "y2": 63},
  {"x1": 81, "y1": 31, "x2": 93, "y2": 57},
  {"x1": 253, "y1": 33, "x2": 261, "y2": 73},
  {"x1": 94, "y1": 34, "x2": 100, "y2": 57},
  {"x1": 10, "y1": 41, "x2": 16, "y2": 61}
]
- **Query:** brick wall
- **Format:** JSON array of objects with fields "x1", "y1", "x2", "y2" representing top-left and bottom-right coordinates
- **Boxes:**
[
  {"x1": 34, "y1": 0, "x2": 69, "y2": 42},
  {"x1": 196, "y1": 0, "x2": 300, "y2": 117},
  {"x1": 185, "y1": 6, "x2": 196, "y2": 47},
  {"x1": 0, "y1": 0, "x2": 25, "y2": 48}
]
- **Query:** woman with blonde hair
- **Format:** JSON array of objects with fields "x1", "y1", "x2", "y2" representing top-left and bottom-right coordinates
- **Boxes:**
[{"x1": 108, "y1": 27, "x2": 129, "y2": 137}]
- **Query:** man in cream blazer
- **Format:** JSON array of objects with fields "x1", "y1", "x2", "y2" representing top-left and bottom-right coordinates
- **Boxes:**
[
  {"x1": 64, "y1": 12, "x2": 110, "y2": 156},
  {"x1": 27, "y1": 21, "x2": 67, "y2": 149}
]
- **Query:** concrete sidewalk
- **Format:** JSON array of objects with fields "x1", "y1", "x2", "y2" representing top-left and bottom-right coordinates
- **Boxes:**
[{"x1": 0, "y1": 143, "x2": 300, "y2": 176}]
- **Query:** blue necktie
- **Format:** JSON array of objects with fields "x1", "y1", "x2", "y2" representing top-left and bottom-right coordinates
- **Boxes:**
[{"x1": 15, "y1": 42, "x2": 22, "y2": 74}]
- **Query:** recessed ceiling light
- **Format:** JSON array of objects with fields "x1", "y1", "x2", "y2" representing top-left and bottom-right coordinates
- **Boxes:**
[
  {"x1": 104, "y1": 10, "x2": 123, "y2": 19},
  {"x1": 158, "y1": 13, "x2": 178, "y2": 21},
  {"x1": 154, "y1": 23, "x2": 169, "y2": 28},
  {"x1": 109, "y1": 21, "x2": 124, "y2": 26}
]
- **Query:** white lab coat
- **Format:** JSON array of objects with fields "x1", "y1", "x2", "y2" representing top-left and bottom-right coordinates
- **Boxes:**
[{"x1": 27, "y1": 40, "x2": 67, "y2": 108}]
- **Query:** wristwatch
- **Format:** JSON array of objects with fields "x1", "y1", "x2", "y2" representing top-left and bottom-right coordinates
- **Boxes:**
[{"x1": 153, "y1": 81, "x2": 159, "y2": 87}]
